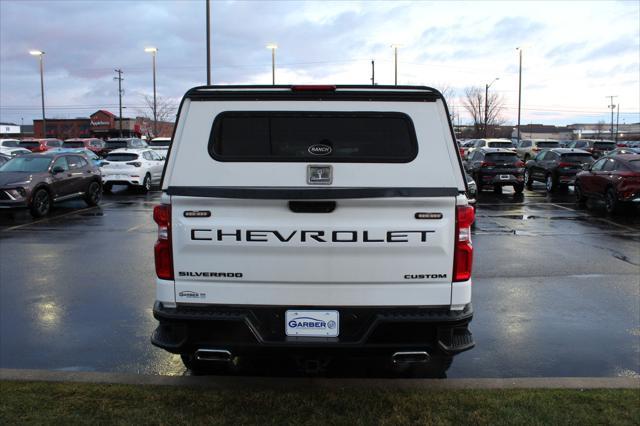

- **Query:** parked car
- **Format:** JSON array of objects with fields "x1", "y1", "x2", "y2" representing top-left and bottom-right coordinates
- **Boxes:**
[
  {"x1": 0, "y1": 153, "x2": 11, "y2": 166},
  {"x1": 606, "y1": 148, "x2": 640, "y2": 157},
  {"x1": 0, "y1": 147, "x2": 32, "y2": 157},
  {"x1": 575, "y1": 154, "x2": 640, "y2": 213},
  {"x1": 465, "y1": 148, "x2": 525, "y2": 193},
  {"x1": 102, "y1": 138, "x2": 148, "y2": 156},
  {"x1": 0, "y1": 139, "x2": 21, "y2": 149},
  {"x1": 148, "y1": 137, "x2": 172, "y2": 159},
  {"x1": 19, "y1": 138, "x2": 63, "y2": 152},
  {"x1": 515, "y1": 139, "x2": 561, "y2": 161},
  {"x1": 63, "y1": 138, "x2": 107, "y2": 156},
  {"x1": 565, "y1": 139, "x2": 616, "y2": 158},
  {"x1": 465, "y1": 138, "x2": 514, "y2": 159},
  {"x1": 100, "y1": 148, "x2": 164, "y2": 192},
  {"x1": 49, "y1": 148, "x2": 103, "y2": 167},
  {"x1": 0, "y1": 152, "x2": 102, "y2": 217},
  {"x1": 524, "y1": 148, "x2": 593, "y2": 192}
]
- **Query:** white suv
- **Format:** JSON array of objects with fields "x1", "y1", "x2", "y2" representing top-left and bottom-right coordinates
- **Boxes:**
[
  {"x1": 151, "y1": 85, "x2": 475, "y2": 376},
  {"x1": 100, "y1": 148, "x2": 164, "y2": 192},
  {"x1": 149, "y1": 137, "x2": 172, "y2": 159}
]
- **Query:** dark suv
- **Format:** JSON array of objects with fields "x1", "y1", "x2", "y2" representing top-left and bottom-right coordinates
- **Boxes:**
[
  {"x1": 565, "y1": 140, "x2": 615, "y2": 158},
  {"x1": 0, "y1": 152, "x2": 102, "y2": 217},
  {"x1": 465, "y1": 148, "x2": 525, "y2": 194},
  {"x1": 524, "y1": 148, "x2": 593, "y2": 192}
]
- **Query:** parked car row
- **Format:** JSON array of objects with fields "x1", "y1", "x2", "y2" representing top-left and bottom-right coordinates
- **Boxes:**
[
  {"x1": 0, "y1": 145, "x2": 168, "y2": 217},
  {"x1": 462, "y1": 141, "x2": 640, "y2": 214},
  {"x1": 0, "y1": 137, "x2": 172, "y2": 158},
  {"x1": 458, "y1": 138, "x2": 624, "y2": 161}
]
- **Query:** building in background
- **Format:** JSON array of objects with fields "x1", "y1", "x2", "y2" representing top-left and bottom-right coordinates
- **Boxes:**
[
  {"x1": 511, "y1": 124, "x2": 573, "y2": 140},
  {"x1": 32, "y1": 110, "x2": 145, "y2": 139}
]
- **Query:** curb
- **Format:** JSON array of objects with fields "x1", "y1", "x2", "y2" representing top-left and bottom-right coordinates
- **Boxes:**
[{"x1": 1, "y1": 369, "x2": 639, "y2": 389}]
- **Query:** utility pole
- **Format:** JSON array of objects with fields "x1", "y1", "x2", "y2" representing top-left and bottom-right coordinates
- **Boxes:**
[
  {"x1": 484, "y1": 78, "x2": 499, "y2": 137},
  {"x1": 516, "y1": 47, "x2": 523, "y2": 145},
  {"x1": 390, "y1": 45, "x2": 400, "y2": 85},
  {"x1": 371, "y1": 60, "x2": 375, "y2": 86},
  {"x1": 114, "y1": 69, "x2": 124, "y2": 137},
  {"x1": 615, "y1": 104, "x2": 620, "y2": 142},
  {"x1": 206, "y1": 0, "x2": 211, "y2": 85},
  {"x1": 607, "y1": 95, "x2": 617, "y2": 140}
]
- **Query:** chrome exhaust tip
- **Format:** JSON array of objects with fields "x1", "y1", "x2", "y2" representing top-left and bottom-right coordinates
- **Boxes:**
[
  {"x1": 195, "y1": 349, "x2": 232, "y2": 362},
  {"x1": 392, "y1": 351, "x2": 430, "y2": 364}
]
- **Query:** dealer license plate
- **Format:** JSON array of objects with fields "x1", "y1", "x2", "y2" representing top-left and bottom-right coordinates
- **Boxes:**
[
  {"x1": 500, "y1": 174, "x2": 510, "y2": 180},
  {"x1": 285, "y1": 310, "x2": 339, "y2": 337}
]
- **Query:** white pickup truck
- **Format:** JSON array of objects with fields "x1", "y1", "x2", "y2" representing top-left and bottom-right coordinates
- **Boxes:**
[{"x1": 151, "y1": 85, "x2": 475, "y2": 376}]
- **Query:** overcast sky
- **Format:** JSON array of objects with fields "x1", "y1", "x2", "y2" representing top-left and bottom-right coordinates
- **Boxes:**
[{"x1": 1, "y1": 0, "x2": 638, "y2": 127}]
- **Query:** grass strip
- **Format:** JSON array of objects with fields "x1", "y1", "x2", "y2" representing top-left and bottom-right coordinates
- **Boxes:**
[{"x1": 1, "y1": 380, "x2": 639, "y2": 425}]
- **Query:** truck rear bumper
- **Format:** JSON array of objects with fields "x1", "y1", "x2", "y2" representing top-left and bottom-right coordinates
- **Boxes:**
[{"x1": 151, "y1": 302, "x2": 474, "y2": 357}]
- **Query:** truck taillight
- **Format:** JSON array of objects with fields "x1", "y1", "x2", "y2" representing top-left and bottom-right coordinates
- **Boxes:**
[
  {"x1": 453, "y1": 205, "x2": 474, "y2": 282},
  {"x1": 153, "y1": 204, "x2": 173, "y2": 280}
]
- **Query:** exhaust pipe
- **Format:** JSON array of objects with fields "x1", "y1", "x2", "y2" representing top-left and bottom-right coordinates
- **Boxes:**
[
  {"x1": 195, "y1": 349, "x2": 232, "y2": 362},
  {"x1": 392, "y1": 351, "x2": 430, "y2": 364}
]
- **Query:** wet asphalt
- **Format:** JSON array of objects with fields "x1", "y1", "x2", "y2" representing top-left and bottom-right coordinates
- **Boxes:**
[{"x1": 0, "y1": 184, "x2": 638, "y2": 378}]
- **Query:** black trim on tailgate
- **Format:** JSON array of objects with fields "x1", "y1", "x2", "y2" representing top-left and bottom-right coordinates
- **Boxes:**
[{"x1": 166, "y1": 186, "x2": 459, "y2": 199}]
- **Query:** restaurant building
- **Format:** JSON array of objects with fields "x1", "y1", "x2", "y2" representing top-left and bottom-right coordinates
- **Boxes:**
[{"x1": 33, "y1": 110, "x2": 142, "y2": 139}]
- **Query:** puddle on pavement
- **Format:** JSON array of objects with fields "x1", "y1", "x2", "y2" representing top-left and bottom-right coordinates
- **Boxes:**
[{"x1": 78, "y1": 212, "x2": 104, "y2": 217}]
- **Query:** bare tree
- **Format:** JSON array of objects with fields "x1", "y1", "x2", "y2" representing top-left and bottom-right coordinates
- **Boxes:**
[
  {"x1": 462, "y1": 86, "x2": 505, "y2": 138},
  {"x1": 137, "y1": 95, "x2": 177, "y2": 138}
]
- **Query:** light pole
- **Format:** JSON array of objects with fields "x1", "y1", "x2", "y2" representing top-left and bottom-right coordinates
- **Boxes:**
[
  {"x1": 145, "y1": 47, "x2": 158, "y2": 137},
  {"x1": 29, "y1": 50, "x2": 46, "y2": 137},
  {"x1": 266, "y1": 43, "x2": 277, "y2": 85},
  {"x1": 516, "y1": 47, "x2": 523, "y2": 145},
  {"x1": 391, "y1": 44, "x2": 401, "y2": 85},
  {"x1": 484, "y1": 77, "x2": 499, "y2": 137}
]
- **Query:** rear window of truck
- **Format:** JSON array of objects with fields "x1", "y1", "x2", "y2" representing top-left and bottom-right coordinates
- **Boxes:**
[
  {"x1": 20, "y1": 141, "x2": 39, "y2": 147},
  {"x1": 209, "y1": 111, "x2": 418, "y2": 162}
]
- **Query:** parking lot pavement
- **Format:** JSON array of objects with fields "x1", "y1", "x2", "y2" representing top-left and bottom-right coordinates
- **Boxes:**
[{"x1": 0, "y1": 184, "x2": 638, "y2": 378}]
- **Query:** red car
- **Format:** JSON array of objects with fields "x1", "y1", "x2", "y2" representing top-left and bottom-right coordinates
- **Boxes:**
[
  {"x1": 63, "y1": 138, "x2": 107, "y2": 156},
  {"x1": 575, "y1": 154, "x2": 640, "y2": 213},
  {"x1": 19, "y1": 138, "x2": 63, "y2": 152}
]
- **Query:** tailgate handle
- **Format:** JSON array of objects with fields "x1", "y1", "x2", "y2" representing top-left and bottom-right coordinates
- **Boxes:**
[{"x1": 288, "y1": 201, "x2": 336, "y2": 213}]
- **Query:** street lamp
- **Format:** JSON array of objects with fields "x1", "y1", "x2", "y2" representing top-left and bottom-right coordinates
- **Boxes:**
[
  {"x1": 266, "y1": 43, "x2": 277, "y2": 85},
  {"x1": 29, "y1": 50, "x2": 46, "y2": 137},
  {"x1": 390, "y1": 44, "x2": 402, "y2": 85},
  {"x1": 516, "y1": 47, "x2": 523, "y2": 145},
  {"x1": 145, "y1": 47, "x2": 158, "y2": 137},
  {"x1": 484, "y1": 77, "x2": 499, "y2": 137}
]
